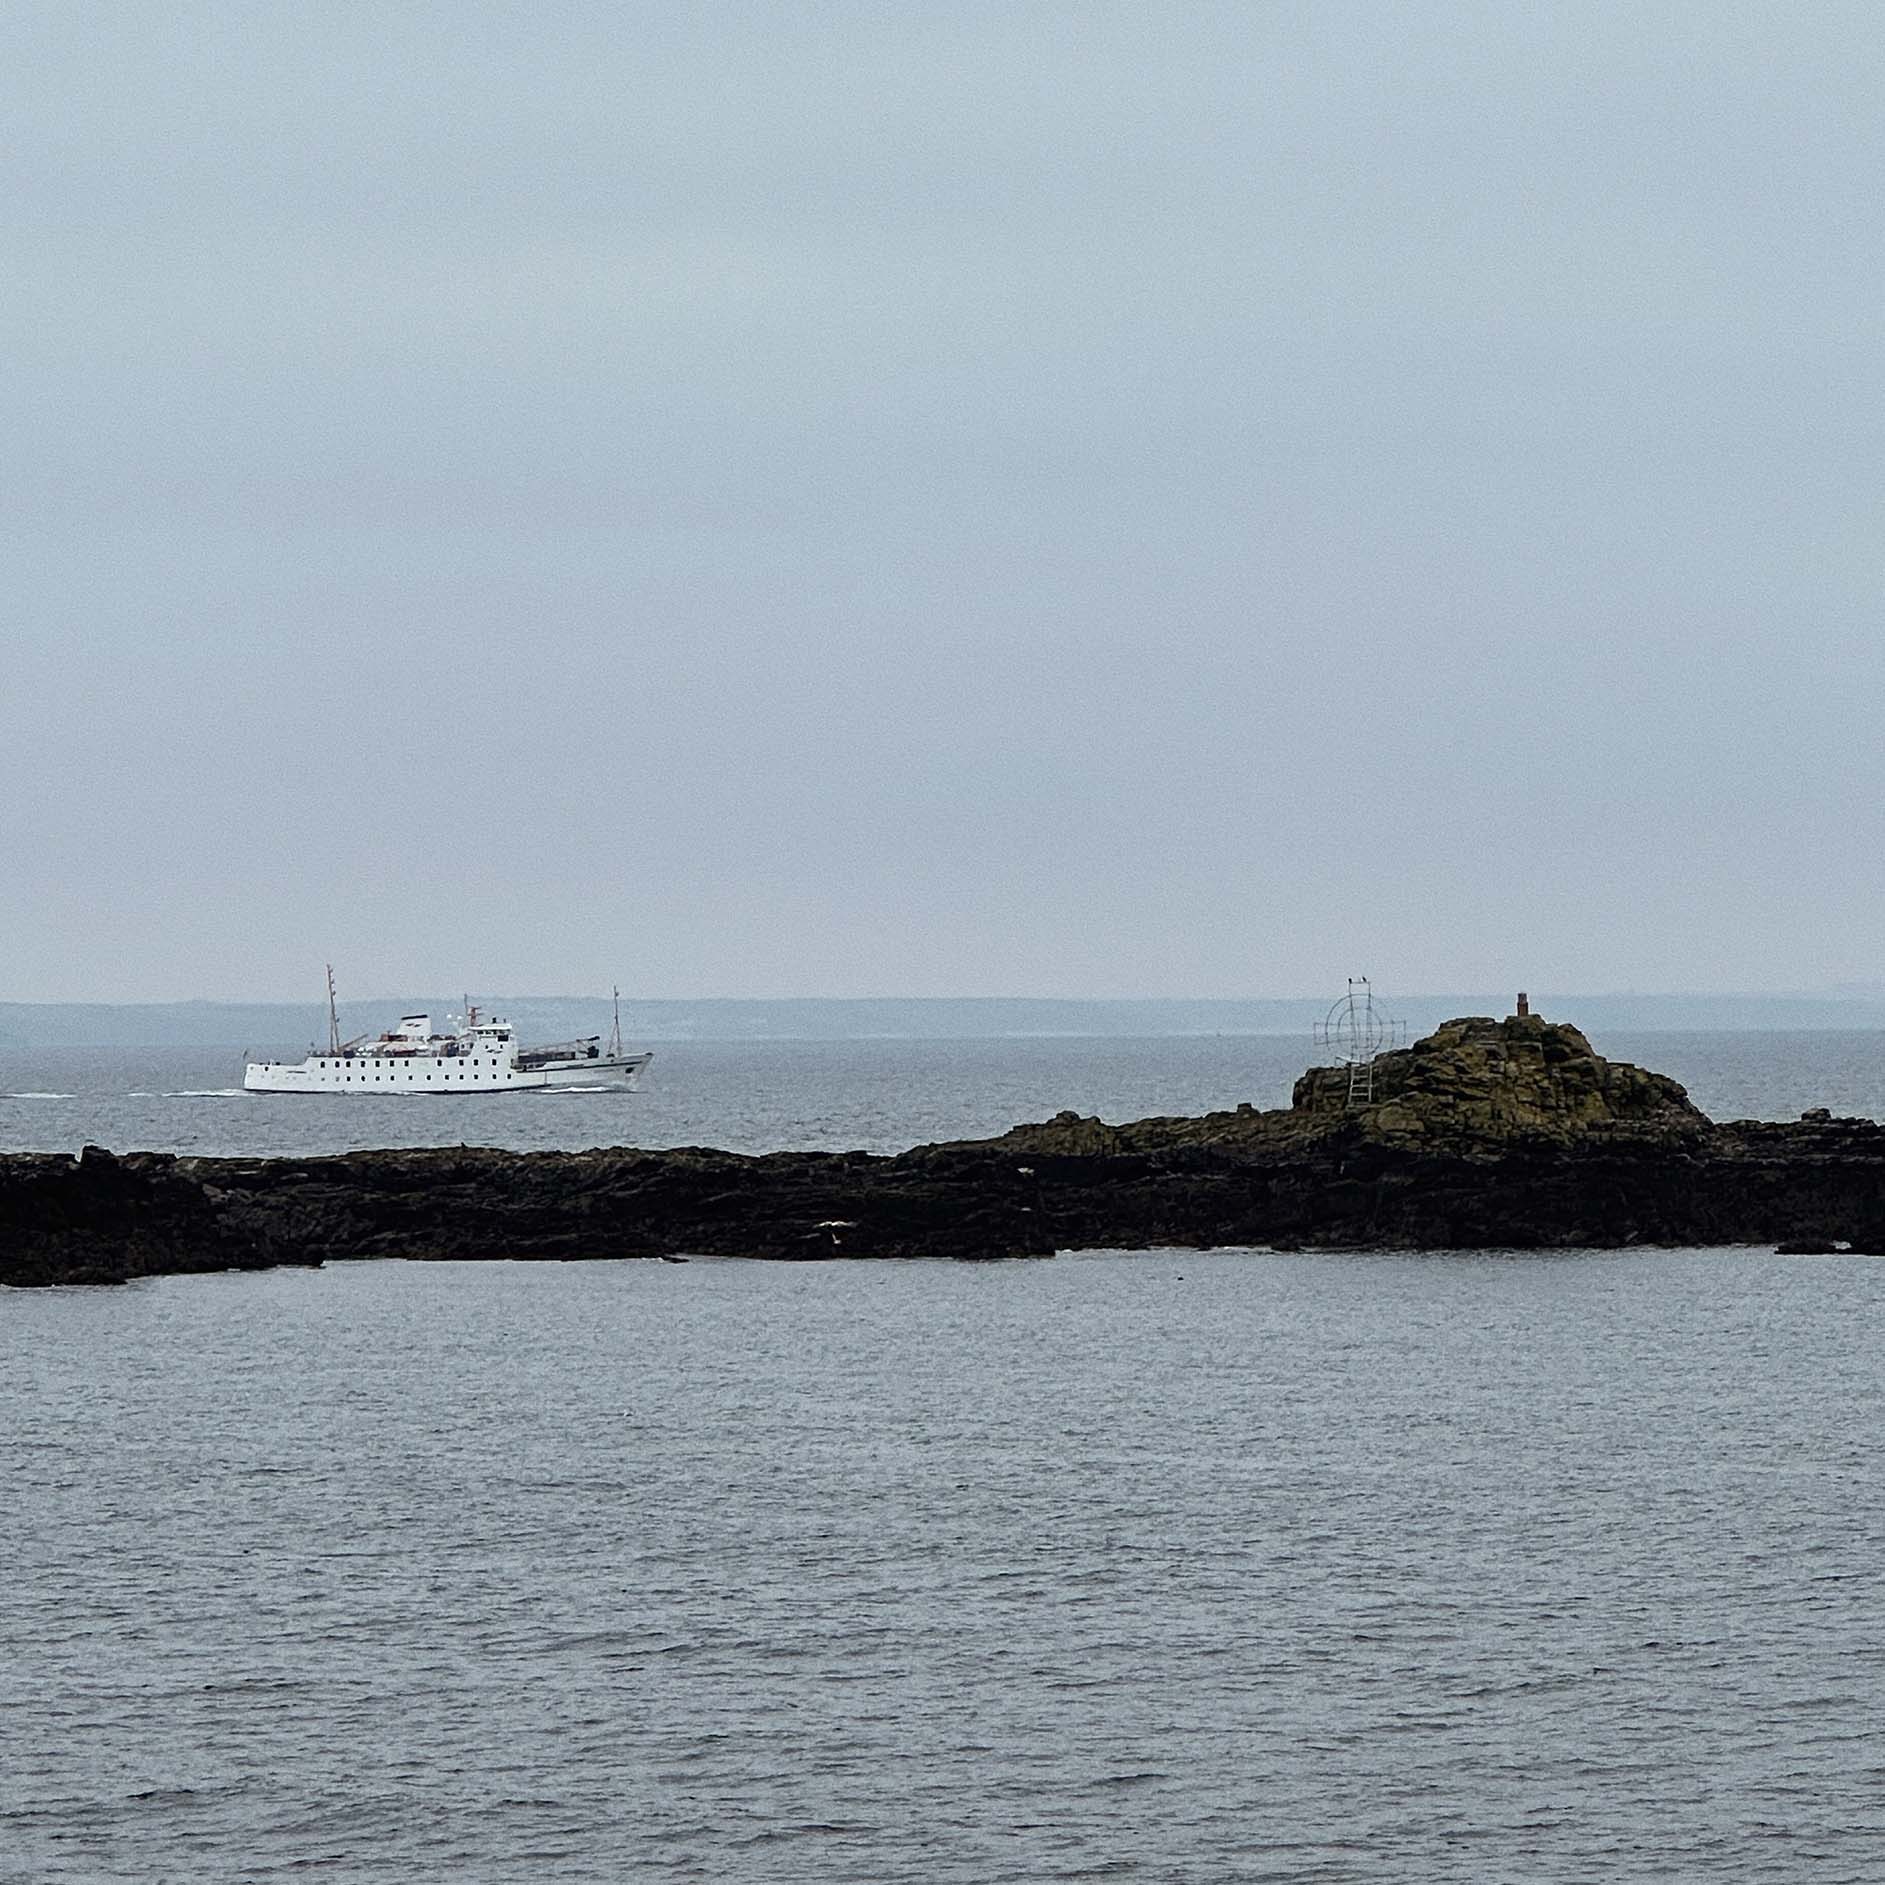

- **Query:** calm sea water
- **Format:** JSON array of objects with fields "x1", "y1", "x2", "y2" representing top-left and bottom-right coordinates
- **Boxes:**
[
  {"x1": 8, "y1": 1250, "x2": 1885, "y2": 1883},
  {"x1": 3, "y1": 1029, "x2": 1883, "y2": 1158},
  {"x1": 7, "y1": 1034, "x2": 1885, "y2": 1881}
]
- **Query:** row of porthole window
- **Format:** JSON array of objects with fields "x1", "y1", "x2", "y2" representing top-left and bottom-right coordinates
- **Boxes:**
[
  {"x1": 315, "y1": 1060, "x2": 508, "y2": 1078},
  {"x1": 329, "y1": 1063, "x2": 508, "y2": 1078},
  {"x1": 316, "y1": 1058, "x2": 502, "y2": 1069}
]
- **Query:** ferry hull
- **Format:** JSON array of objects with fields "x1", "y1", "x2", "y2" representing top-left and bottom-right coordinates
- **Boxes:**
[
  {"x1": 531, "y1": 1054, "x2": 652, "y2": 1091},
  {"x1": 242, "y1": 1052, "x2": 652, "y2": 1095}
]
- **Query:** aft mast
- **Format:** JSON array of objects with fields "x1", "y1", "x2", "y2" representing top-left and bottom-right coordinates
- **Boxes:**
[
  {"x1": 326, "y1": 964, "x2": 341, "y2": 1056},
  {"x1": 608, "y1": 984, "x2": 623, "y2": 1059}
]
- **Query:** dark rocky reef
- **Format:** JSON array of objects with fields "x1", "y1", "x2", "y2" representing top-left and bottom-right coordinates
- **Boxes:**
[
  {"x1": 0, "y1": 1145, "x2": 324, "y2": 1288},
  {"x1": 8, "y1": 1016, "x2": 1885, "y2": 1285}
]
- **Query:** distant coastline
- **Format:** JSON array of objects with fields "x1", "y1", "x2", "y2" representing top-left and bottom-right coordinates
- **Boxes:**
[{"x1": 8, "y1": 991, "x2": 1885, "y2": 1050}]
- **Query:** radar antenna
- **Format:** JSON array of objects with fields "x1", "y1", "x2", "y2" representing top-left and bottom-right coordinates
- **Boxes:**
[{"x1": 1313, "y1": 976, "x2": 1407, "y2": 1107}]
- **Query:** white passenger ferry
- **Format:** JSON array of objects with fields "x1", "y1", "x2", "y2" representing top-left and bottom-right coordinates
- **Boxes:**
[{"x1": 244, "y1": 972, "x2": 652, "y2": 1096}]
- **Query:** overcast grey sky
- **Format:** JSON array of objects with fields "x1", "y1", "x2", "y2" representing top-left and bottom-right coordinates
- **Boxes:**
[{"x1": 4, "y1": 2, "x2": 1880, "y2": 1001}]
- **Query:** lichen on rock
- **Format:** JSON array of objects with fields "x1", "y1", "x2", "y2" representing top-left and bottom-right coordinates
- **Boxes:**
[{"x1": 1292, "y1": 1014, "x2": 1706, "y2": 1145}]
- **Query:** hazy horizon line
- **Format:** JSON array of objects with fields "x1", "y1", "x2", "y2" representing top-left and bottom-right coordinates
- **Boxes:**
[{"x1": 9, "y1": 987, "x2": 1885, "y2": 1010}]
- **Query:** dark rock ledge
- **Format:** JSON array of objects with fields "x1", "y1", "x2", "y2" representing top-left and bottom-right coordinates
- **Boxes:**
[{"x1": 7, "y1": 1016, "x2": 1885, "y2": 1287}]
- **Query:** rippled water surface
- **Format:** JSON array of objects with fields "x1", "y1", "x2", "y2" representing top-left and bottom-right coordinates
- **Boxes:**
[
  {"x1": 9, "y1": 1250, "x2": 1885, "y2": 1882},
  {"x1": 9, "y1": 1033, "x2": 1885, "y2": 1879}
]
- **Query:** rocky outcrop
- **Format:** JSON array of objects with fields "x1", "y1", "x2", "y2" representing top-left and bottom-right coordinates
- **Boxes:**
[
  {"x1": 0, "y1": 1145, "x2": 319, "y2": 1287},
  {"x1": 992, "y1": 1015, "x2": 1708, "y2": 1163},
  {"x1": 7, "y1": 1017, "x2": 1885, "y2": 1283},
  {"x1": 1289, "y1": 1014, "x2": 1707, "y2": 1144}
]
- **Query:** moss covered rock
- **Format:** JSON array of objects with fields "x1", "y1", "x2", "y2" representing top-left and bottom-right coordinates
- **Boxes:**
[{"x1": 1292, "y1": 1014, "x2": 1706, "y2": 1145}]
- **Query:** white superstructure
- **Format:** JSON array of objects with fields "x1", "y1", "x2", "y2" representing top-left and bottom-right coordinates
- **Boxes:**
[{"x1": 244, "y1": 975, "x2": 652, "y2": 1096}]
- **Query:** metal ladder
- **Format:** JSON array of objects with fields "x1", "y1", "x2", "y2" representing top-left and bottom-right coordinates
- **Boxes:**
[{"x1": 1347, "y1": 1057, "x2": 1374, "y2": 1107}]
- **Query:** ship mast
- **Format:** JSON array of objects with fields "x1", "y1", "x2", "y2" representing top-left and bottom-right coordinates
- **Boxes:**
[
  {"x1": 608, "y1": 985, "x2": 622, "y2": 1059},
  {"x1": 326, "y1": 964, "x2": 341, "y2": 1056}
]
